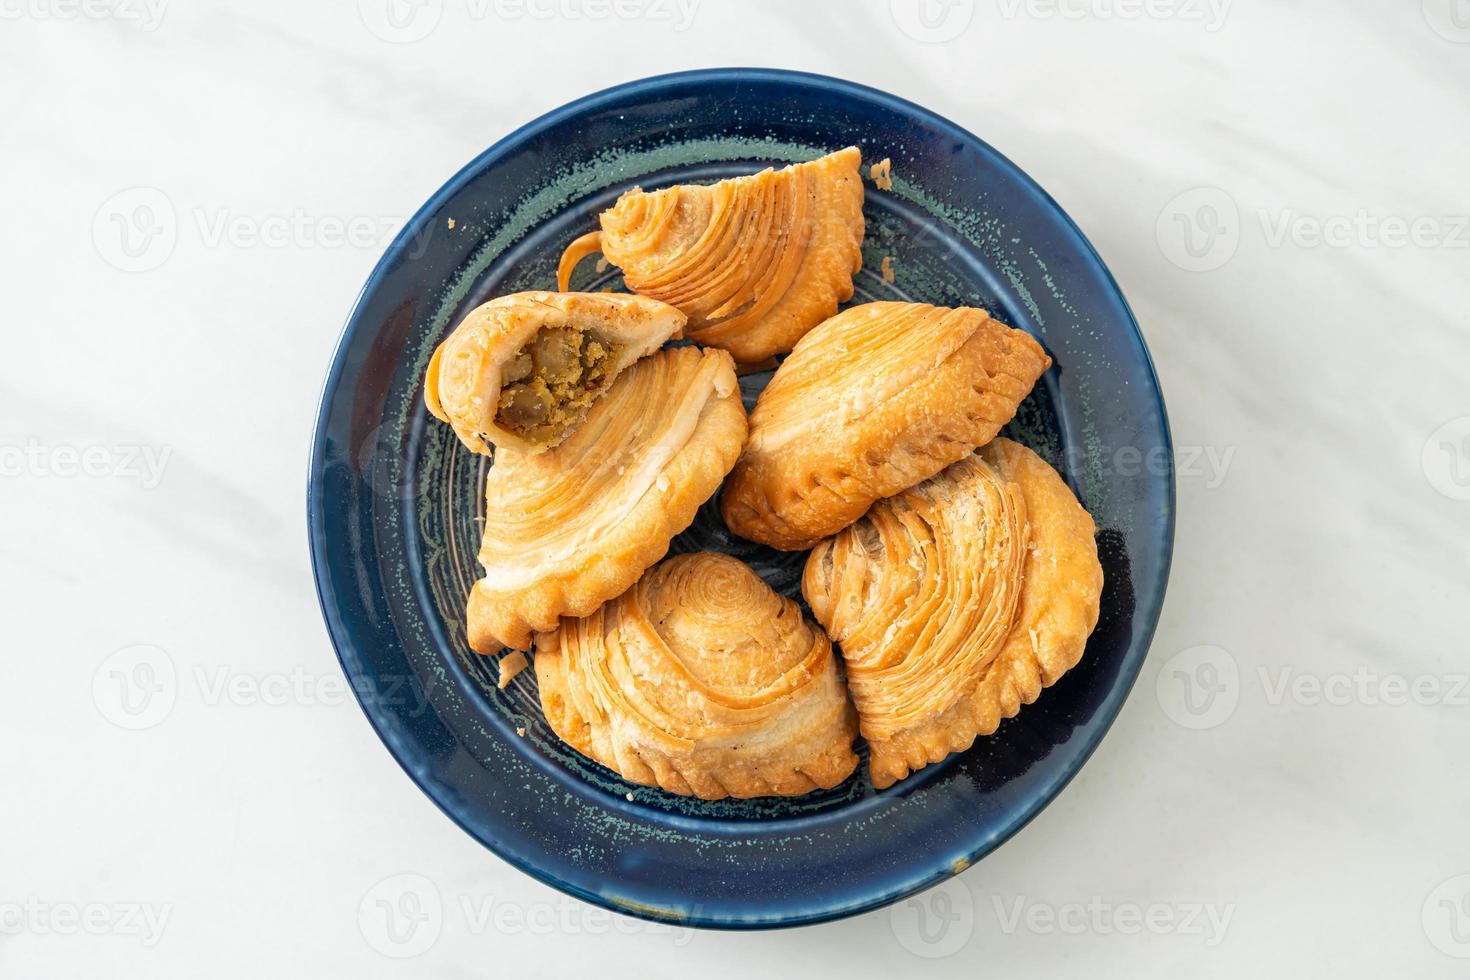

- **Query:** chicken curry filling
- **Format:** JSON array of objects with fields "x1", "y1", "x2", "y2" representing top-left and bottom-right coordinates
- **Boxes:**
[{"x1": 494, "y1": 325, "x2": 623, "y2": 445}]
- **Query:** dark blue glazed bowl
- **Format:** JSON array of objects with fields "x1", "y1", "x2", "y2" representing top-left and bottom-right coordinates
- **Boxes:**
[{"x1": 308, "y1": 68, "x2": 1173, "y2": 930}]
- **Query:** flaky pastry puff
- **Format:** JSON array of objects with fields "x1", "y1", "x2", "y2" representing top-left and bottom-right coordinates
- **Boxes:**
[
  {"x1": 536, "y1": 552, "x2": 859, "y2": 799},
  {"x1": 721, "y1": 301, "x2": 1051, "y2": 550},
  {"x1": 425, "y1": 291, "x2": 684, "y2": 456},
  {"x1": 803, "y1": 440, "x2": 1103, "y2": 789},
  {"x1": 466, "y1": 347, "x2": 746, "y2": 652},
  {"x1": 556, "y1": 148, "x2": 864, "y2": 363}
]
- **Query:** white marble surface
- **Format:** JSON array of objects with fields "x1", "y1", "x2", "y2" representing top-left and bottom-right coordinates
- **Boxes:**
[{"x1": 4, "y1": 0, "x2": 1469, "y2": 976}]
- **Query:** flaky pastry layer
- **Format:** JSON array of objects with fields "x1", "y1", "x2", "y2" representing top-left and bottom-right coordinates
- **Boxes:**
[
  {"x1": 425, "y1": 291, "x2": 684, "y2": 456},
  {"x1": 722, "y1": 301, "x2": 1051, "y2": 550},
  {"x1": 557, "y1": 148, "x2": 864, "y2": 364},
  {"x1": 536, "y1": 552, "x2": 859, "y2": 799},
  {"x1": 466, "y1": 347, "x2": 746, "y2": 652},
  {"x1": 803, "y1": 440, "x2": 1102, "y2": 789}
]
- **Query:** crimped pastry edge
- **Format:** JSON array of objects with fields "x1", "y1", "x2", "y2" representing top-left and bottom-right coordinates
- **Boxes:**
[
  {"x1": 533, "y1": 554, "x2": 860, "y2": 800},
  {"x1": 804, "y1": 439, "x2": 1102, "y2": 790},
  {"x1": 466, "y1": 348, "x2": 747, "y2": 652},
  {"x1": 722, "y1": 305, "x2": 1051, "y2": 550}
]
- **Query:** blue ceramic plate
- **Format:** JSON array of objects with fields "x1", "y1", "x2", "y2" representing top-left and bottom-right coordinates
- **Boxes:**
[{"x1": 308, "y1": 68, "x2": 1173, "y2": 930}]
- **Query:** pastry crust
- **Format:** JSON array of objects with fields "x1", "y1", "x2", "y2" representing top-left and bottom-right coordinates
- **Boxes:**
[
  {"x1": 466, "y1": 347, "x2": 747, "y2": 652},
  {"x1": 803, "y1": 440, "x2": 1103, "y2": 789},
  {"x1": 721, "y1": 301, "x2": 1051, "y2": 550},
  {"x1": 557, "y1": 148, "x2": 865, "y2": 363},
  {"x1": 425, "y1": 291, "x2": 684, "y2": 456},
  {"x1": 535, "y1": 552, "x2": 860, "y2": 799}
]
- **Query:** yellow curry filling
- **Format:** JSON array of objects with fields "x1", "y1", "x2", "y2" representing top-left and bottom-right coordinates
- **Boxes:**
[{"x1": 495, "y1": 326, "x2": 623, "y2": 445}]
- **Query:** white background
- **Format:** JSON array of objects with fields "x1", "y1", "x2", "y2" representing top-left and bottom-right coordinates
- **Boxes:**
[{"x1": 4, "y1": 0, "x2": 1469, "y2": 976}]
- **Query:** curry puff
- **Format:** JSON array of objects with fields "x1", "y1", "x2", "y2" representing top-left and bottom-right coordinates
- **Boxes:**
[
  {"x1": 803, "y1": 441, "x2": 1103, "y2": 789},
  {"x1": 557, "y1": 147, "x2": 865, "y2": 364},
  {"x1": 721, "y1": 301, "x2": 1052, "y2": 551},
  {"x1": 425, "y1": 291, "x2": 685, "y2": 456},
  {"x1": 466, "y1": 347, "x2": 747, "y2": 652},
  {"x1": 536, "y1": 552, "x2": 860, "y2": 799}
]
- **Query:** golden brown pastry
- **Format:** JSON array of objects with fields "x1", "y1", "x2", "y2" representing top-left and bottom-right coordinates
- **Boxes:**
[
  {"x1": 466, "y1": 347, "x2": 746, "y2": 652},
  {"x1": 556, "y1": 148, "x2": 864, "y2": 364},
  {"x1": 803, "y1": 440, "x2": 1103, "y2": 789},
  {"x1": 721, "y1": 301, "x2": 1051, "y2": 550},
  {"x1": 536, "y1": 552, "x2": 859, "y2": 799},
  {"x1": 425, "y1": 291, "x2": 684, "y2": 456}
]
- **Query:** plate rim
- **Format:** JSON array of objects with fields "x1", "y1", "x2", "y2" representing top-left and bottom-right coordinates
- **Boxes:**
[{"x1": 307, "y1": 66, "x2": 1175, "y2": 930}]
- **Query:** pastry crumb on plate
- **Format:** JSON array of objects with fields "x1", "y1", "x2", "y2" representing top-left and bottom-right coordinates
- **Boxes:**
[
  {"x1": 870, "y1": 157, "x2": 893, "y2": 190},
  {"x1": 497, "y1": 651, "x2": 529, "y2": 688}
]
